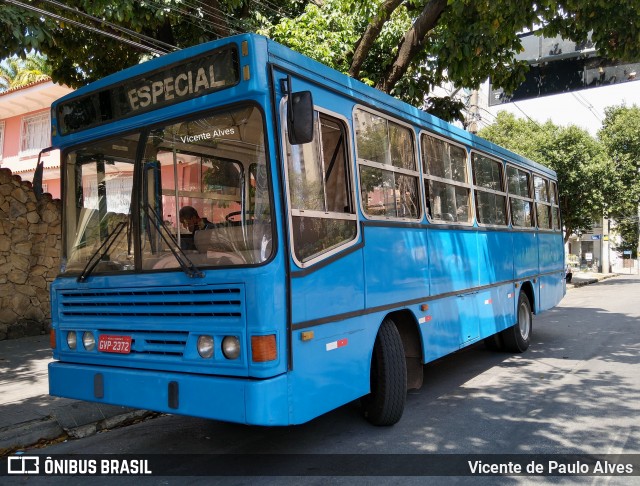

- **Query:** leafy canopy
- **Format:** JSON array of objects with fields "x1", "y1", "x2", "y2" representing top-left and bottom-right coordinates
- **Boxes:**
[
  {"x1": 598, "y1": 105, "x2": 640, "y2": 256},
  {"x1": 478, "y1": 112, "x2": 615, "y2": 243},
  {"x1": 2, "y1": 1, "x2": 640, "y2": 121}
]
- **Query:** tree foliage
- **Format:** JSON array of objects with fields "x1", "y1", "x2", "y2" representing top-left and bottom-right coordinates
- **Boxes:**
[
  {"x1": 2, "y1": 1, "x2": 640, "y2": 121},
  {"x1": 478, "y1": 112, "x2": 615, "y2": 243},
  {"x1": 598, "y1": 105, "x2": 640, "y2": 256},
  {"x1": 0, "y1": 0, "x2": 304, "y2": 87},
  {"x1": 0, "y1": 51, "x2": 51, "y2": 90}
]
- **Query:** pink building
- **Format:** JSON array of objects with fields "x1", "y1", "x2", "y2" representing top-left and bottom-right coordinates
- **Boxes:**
[{"x1": 0, "y1": 79, "x2": 73, "y2": 199}]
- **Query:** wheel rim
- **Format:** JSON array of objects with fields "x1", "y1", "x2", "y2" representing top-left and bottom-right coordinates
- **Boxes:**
[{"x1": 518, "y1": 300, "x2": 531, "y2": 341}]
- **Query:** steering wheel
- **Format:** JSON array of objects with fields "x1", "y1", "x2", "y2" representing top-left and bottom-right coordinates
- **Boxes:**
[{"x1": 225, "y1": 211, "x2": 254, "y2": 223}]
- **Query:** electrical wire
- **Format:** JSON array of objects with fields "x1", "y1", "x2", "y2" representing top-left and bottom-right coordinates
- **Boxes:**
[
  {"x1": 2, "y1": 0, "x2": 167, "y2": 55},
  {"x1": 38, "y1": 0, "x2": 178, "y2": 53}
]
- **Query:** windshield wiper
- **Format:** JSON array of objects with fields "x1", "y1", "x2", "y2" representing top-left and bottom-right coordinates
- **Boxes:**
[
  {"x1": 77, "y1": 221, "x2": 127, "y2": 283},
  {"x1": 142, "y1": 205, "x2": 204, "y2": 278}
]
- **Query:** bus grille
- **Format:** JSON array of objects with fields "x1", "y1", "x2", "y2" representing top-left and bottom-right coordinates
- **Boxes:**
[{"x1": 58, "y1": 287, "x2": 243, "y2": 319}]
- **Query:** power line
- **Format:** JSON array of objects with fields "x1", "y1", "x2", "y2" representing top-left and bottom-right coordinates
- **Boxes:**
[
  {"x1": 38, "y1": 0, "x2": 178, "y2": 53},
  {"x1": 2, "y1": 0, "x2": 167, "y2": 55}
]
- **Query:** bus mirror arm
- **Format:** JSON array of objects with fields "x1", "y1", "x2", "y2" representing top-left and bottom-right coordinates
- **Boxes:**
[{"x1": 282, "y1": 76, "x2": 314, "y2": 145}]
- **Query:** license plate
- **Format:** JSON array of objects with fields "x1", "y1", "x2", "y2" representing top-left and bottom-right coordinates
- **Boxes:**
[{"x1": 98, "y1": 334, "x2": 132, "y2": 354}]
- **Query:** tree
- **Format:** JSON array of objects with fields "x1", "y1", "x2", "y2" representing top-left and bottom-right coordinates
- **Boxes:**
[
  {"x1": 598, "y1": 105, "x2": 640, "y2": 257},
  {"x1": 478, "y1": 112, "x2": 615, "y2": 243},
  {"x1": 2, "y1": 1, "x2": 639, "y2": 121},
  {"x1": 0, "y1": 0, "x2": 304, "y2": 87},
  {"x1": 0, "y1": 52, "x2": 51, "y2": 90},
  {"x1": 261, "y1": 0, "x2": 640, "y2": 120}
]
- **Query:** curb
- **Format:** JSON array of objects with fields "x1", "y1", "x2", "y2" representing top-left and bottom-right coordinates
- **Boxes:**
[
  {"x1": 0, "y1": 409, "x2": 157, "y2": 455},
  {"x1": 567, "y1": 273, "x2": 618, "y2": 289}
]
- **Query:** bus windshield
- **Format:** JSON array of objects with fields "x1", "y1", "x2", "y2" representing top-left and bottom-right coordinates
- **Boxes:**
[{"x1": 61, "y1": 105, "x2": 272, "y2": 276}]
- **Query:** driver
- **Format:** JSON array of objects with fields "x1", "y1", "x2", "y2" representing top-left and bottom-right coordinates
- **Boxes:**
[{"x1": 179, "y1": 206, "x2": 215, "y2": 234}]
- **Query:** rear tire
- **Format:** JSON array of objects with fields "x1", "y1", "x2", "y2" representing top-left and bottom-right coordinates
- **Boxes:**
[
  {"x1": 361, "y1": 318, "x2": 407, "y2": 426},
  {"x1": 501, "y1": 292, "x2": 532, "y2": 353}
]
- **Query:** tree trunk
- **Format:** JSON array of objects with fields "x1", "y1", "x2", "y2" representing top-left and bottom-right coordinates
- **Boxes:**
[
  {"x1": 377, "y1": 0, "x2": 448, "y2": 94},
  {"x1": 349, "y1": 0, "x2": 404, "y2": 79}
]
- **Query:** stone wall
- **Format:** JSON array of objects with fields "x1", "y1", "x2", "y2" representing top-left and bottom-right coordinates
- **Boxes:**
[{"x1": 0, "y1": 168, "x2": 62, "y2": 340}]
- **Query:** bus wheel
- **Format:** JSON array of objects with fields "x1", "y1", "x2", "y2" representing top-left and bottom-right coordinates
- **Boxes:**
[
  {"x1": 361, "y1": 318, "x2": 407, "y2": 426},
  {"x1": 501, "y1": 292, "x2": 532, "y2": 353}
]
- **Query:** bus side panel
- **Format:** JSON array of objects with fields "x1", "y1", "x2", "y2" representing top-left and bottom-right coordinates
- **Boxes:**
[
  {"x1": 428, "y1": 228, "x2": 480, "y2": 295},
  {"x1": 512, "y1": 232, "x2": 539, "y2": 280},
  {"x1": 475, "y1": 283, "x2": 517, "y2": 341},
  {"x1": 421, "y1": 296, "x2": 464, "y2": 362},
  {"x1": 290, "y1": 249, "x2": 365, "y2": 324},
  {"x1": 362, "y1": 226, "x2": 429, "y2": 307},
  {"x1": 289, "y1": 317, "x2": 370, "y2": 424},
  {"x1": 538, "y1": 231, "x2": 565, "y2": 311},
  {"x1": 477, "y1": 231, "x2": 514, "y2": 286}
]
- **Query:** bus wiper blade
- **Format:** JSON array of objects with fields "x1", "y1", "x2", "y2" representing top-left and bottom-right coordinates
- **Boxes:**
[
  {"x1": 143, "y1": 205, "x2": 204, "y2": 278},
  {"x1": 77, "y1": 221, "x2": 127, "y2": 283}
]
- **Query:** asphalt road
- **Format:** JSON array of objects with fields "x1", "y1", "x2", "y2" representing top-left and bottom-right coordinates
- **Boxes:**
[{"x1": 7, "y1": 275, "x2": 640, "y2": 485}]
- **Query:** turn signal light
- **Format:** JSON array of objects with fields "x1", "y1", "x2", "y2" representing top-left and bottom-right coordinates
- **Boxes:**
[
  {"x1": 251, "y1": 334, "x2": 277, "y2": 362},
  {"x1": 50, "y1": 329, "x2": 56, "y2": 349}
]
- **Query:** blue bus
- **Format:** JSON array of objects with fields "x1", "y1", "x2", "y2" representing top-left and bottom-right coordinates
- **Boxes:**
[{"x1": 47, "y1": 33, "x2": 565, "y2": 426}]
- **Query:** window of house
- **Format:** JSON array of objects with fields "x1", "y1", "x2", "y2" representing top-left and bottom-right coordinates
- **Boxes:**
[
  {"x1": 285, "y1": 110, "x2": 357, "y2": 265},
  {"x1": 507, "y1": 165, "x2": 534, "y2": 228},
  {"x1": 472, "y1": 152, "x2": 507, "y2": 226},
  {"x1": 355, "y1": 109, "x2": 420, "y2": 220},
  {"x1": 21, "y1": 112, "x2": 51, "y2": 156},
  {"x1": 422, "y1": 133, "x2": 471, "y2": 223}
]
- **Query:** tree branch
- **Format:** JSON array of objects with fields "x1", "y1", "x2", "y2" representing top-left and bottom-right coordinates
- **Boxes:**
[
  {"x1": 377, "y1": 0, "x2": 448, "y2": 94},
  {"x1": 349, "y1": 0, "x2": 404, "y2": 79}
]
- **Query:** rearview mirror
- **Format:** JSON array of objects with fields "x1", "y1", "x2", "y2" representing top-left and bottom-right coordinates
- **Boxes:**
[{"x1": 287, "y1": 91, "x2": 314, "y2": 145}]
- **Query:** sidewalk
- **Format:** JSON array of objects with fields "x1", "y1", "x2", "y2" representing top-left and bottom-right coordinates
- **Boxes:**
[
  {"x1": 0, "y1": 335, "x2": 154, "y2": 455},
  {"x1": 566, "y1": 271, "x2": 618, "y2": 288}
]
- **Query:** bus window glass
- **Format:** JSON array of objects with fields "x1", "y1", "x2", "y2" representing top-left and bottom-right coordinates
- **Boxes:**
[
  {"x1": 423, "y1": 135, "x2": 467, "y2": 182},
  {"x1": 355, "y1": 108, "x2": 420, "y2": 220},
  {"x1": 422, "y1": 134, "x2": 471, "y2": 224},
  {"x1": 355, "y1": 110, "x2": 389, "y2": 165},
  {"x1": 507, "y1": 165, "x2": 533, "y2": 227},
  {"x1": 285, "y1": 111, "x2": 357, "y2": 264},
  {"x1": 389, "y1": 123, "x2": 416, "y2": 170},
  {"x1": 507, "y1": 166, "x2": 530, "y2": 198},
  {"x1": 534, "y1": 176, "x2": 549, "y2": 202},
  {"x1": 550, "y1": 181, "x2": 560, "y2": 230},
  {"x1": 62, "y1": 135, "x2": 138, "y2": 274},
  {"x1": 139, "y1": 106, "x2": 272, "y2": 269},
  {"x1": 472, "y1": 153, "x2": 507, "y2": 226},
  {"x1": 426, "y1": 180, "x2": 470, "y2": 222},
  {"x1": 534, "y1": 176, "x2": 551, "y2": 229}
]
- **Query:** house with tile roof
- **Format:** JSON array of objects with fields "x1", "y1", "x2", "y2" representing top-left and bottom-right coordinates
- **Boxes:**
[{"x1": 0, "y1": 79, "x2": 73, "y2": 199}]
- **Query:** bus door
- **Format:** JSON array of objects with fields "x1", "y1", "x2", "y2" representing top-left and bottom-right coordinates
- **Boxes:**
[{"x1": 273, "y1": 68, "x2": 367, "y2": 423}]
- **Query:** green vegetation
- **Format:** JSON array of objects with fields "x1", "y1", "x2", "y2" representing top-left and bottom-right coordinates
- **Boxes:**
[{"x1": 2, "y1": 1, "x2": 639, "y2": 121}]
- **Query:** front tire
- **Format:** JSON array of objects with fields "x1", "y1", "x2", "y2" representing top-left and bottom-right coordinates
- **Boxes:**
[
  {"x1": 501, "y1": 292, "x2": 532, "y2": 353},
  {"x1": 361, "y1": 318, "x2": 407, "y2": 426}
]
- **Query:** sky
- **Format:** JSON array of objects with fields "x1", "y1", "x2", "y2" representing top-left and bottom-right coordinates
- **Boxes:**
[{"x1": 484, "y1": 80, "x2": 640, "y2": 136}]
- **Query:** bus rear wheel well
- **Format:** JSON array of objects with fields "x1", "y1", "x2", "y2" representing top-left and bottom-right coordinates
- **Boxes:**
[
  {"x1": 385, "y1": 310, "x2": 424, "y2": 390},
  {"x1": 520, "y1": 281, "x2": 536, "y2": 314}
]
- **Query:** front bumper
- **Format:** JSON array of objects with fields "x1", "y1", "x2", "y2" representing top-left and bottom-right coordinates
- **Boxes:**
[{"x1": 49, "y1": 361, "x2": 290, "y2": 425}]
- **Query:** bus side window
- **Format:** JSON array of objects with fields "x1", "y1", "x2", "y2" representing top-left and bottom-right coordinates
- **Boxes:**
[
  {"x1": 421, "y1": 133, "x2": 471, "y2": 224},
  {"x1": 285, "y1": 110, "x2": 357, "y2": 265}
]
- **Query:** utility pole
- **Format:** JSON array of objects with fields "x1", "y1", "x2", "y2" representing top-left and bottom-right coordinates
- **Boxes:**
[{"x1": 467, "y1": 89, "x2": 479, "y2": 134}]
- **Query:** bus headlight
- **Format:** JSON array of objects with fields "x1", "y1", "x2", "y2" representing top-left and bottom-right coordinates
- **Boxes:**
[
  {"x1": 67, "y1": 331, "x2": 77, "y2": 350},
  {"x1": 197, "y1": 335, "x2": 214, "y2": 359},
  {"x1": 222, "y1": 336, "x2": 240, "y2": 360},
  {"x1": 82, "y1": 331, "x2": 96, "y2": 351}
]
